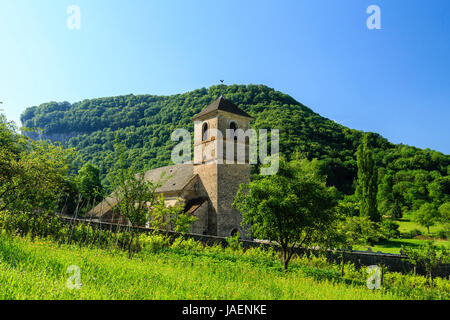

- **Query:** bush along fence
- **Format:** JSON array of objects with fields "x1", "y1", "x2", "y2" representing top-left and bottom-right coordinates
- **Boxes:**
[{"x1": 0, "y1": 211, "x2": 449, "y2": 279}]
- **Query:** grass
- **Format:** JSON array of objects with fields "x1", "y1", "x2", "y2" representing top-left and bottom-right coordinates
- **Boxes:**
[
  {"x1": 353, "y1": 215, "x2": 449, "y2": 254},
  {"x1": 355, "y1": 238, "x2": 450, "y2": 254},
  {"x1": 0, "y1": 234, "x2": 427, "y2": 300},
  {"x1": 397, "y1": 215, "x2": 444, "y2": 235}
]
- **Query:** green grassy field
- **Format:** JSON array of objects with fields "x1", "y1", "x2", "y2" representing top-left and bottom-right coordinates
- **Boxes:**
[
  {"x1": 398, "y1": 215, "x2": 444, "y2": 235},
  {"x1": 355, "y1": 238, "x2": 450, "y2": 254},
  {"x1": 0, "y1": 234, "x2": 448, "y2": 300},
  {"x1": 353, "y1": 216, "x2": 449, "y2": 254}
]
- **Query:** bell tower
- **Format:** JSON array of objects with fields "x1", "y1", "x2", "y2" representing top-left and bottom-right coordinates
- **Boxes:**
[{"x1": 192, "y1": 96, "x2": 252, "y2": 238}]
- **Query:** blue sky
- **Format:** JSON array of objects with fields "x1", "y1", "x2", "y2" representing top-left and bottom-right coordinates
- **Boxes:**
[{"x1": 0, "y1": 0, "x2": 449, "y2": 153}]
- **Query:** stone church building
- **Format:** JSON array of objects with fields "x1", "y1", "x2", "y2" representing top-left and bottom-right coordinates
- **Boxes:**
[{"x1": 88, "y1": 96, "x2": 252, "y2": 238}]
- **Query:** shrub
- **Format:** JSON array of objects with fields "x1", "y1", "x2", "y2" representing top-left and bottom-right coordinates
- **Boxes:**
[
  {"x1": 225, "y1": 232, "x2": 243, "y2": 253},
  {"x1": 402, "y1": 228, "x2": 422, "y2": 239},
  {"x1": 243, "y1": 246, "x2": 276, "y2": 261},
  {"x1": 203, "y1": 243, "x2": 225, "y2": 255},
  {"x1": 402, "y1": 242, "x2": 450, "y2": 287},
  {"x1": 339, "y1": 215, "x2": 383, "y2": 246},
  {"x1": 170, "y1": 236, "x2": 204, "y2": 252},
  {"x1": 307, "y1": 254, "x2": 330, "y2": 269},
  {"x1": 435, "y1": 229, "x2": 449, "y2": 240},
  {"x1": 295, "y1": 253, "x2": 330, "y2": 269},
  {"x1": 380, "y1": 219, "x2": 401, "y2": 239},
  {"x1": 140, "y1": 232, "x2": 171, "y2": 252}
]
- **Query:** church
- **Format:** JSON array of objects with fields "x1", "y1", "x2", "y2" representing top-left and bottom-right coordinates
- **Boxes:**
[{"x1": 88, "y1": 96, "x2": 253, "y2": 238}]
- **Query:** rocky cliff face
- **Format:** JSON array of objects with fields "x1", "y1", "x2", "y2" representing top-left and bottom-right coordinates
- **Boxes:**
[{"x1": 22, "y1": 130, "x2": 83, "y2": 144}]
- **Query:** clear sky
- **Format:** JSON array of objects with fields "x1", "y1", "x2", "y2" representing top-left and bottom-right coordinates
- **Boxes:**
[{"x1": 0, "y1": 0, "x2": 449, "y2": 153}]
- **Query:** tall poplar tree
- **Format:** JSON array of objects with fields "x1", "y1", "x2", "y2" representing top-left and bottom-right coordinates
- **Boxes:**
[{"x1": 356, "y1": 134, "x2": 380, "y2": 222}]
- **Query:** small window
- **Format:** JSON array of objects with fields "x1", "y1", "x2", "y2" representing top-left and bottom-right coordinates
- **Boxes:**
[
  {"x1": 229, "y1": 122, "x2": 238, "y2": 141},
  {"x1": 202, "y1": 122, "x2": 208, "y2": 141},
  {"x1": 230, "y1": 229, "x2": 239, "y2": 237}
]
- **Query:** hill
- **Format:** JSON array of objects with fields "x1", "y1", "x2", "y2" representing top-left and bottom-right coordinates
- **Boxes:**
[{"x1": 20, "y1": 84, "x2": 450, "y2": 213}]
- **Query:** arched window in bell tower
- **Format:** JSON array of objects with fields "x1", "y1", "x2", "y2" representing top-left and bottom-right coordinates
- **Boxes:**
[
  {"x1": 202, "y1": 122, "x2": 208, "y2": 141},
  {"x1": 229, "y1": 121, "x2": 238, "y2": 141}
]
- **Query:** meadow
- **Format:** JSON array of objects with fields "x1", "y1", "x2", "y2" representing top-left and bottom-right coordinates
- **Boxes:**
[
  {"x1": 355, "y1": 238, "x2": 449, "y2": 254},
  {"x1": 354, "y1": 215, "x2": 449, "y2": 254},
  {"x1": 0, "y1": 233, "x2": 448, "y2": 300}
]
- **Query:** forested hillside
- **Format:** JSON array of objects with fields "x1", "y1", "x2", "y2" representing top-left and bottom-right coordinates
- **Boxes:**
[{"x1": 20, "y1": 84, "x2": 450, "y2": 215}]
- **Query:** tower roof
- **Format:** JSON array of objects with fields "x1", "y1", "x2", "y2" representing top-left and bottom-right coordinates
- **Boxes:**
[{"x1": 192, "y1": 95, "x2": 252, "y2": 120}]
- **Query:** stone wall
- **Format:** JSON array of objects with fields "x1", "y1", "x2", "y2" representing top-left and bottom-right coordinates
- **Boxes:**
[
  {"x1": 194, "y1": 163, "x2": 218, "y2": 235},
  {"x1": 217, "y1": 164, "x2": 250, "y2": 238},
  {"x1": 190, "y1": 201, "x2": 209, "y2": 235}
]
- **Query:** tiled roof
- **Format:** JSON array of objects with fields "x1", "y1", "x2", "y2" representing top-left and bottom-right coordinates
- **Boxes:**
[
  {"x1": 192, "y1": 95, "x2": 252, "y2": 120},
  {"x1": 88, "y1": 164, "x2": 195, "y2": 217},
  {"x1": 142, "y1": 163, "x2": 195, "y2": 193}
]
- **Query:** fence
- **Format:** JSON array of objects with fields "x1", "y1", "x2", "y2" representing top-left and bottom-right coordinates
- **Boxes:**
[{"x1": 58, "y1": 216, "x2": 450, "y2": 278}]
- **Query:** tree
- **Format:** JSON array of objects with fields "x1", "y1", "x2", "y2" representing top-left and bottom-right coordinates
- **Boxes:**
[
  {"x1": 0, "y1": 110, "x2": 25, "y2": 187},
  {"x1": 402, "y1": 242, "x2": 449, "y2": 285},
  {"x1": 233, "y1": 157, "x2": 338, "y2": 270},
  {"x1": 77, "y1": 162, "x2": 103, "y2": 207},
  {"x1": 150, "y1": 194, "x2": 194, "y2": 234},
  {"x1": 378, "y1": 173, "x2": 402, "y2": 219},
  {"x1": 115, "y1": 170, "x2": 162, "y2": 227},
  {"x1": 429, "y1": 176, "x2": 450, "y2": 205},
  {"x1": 356, "y1": 134, "x2": 380, "y2": 222},
  {"x1": 0, "y1": 109, "x2": 78, "y2": 239},
  {"x1": 438, "y1": 202, "x2": 450, "y2": 234},
  {"x1": 335, "y1": 195, "x2": 360, "y2": 218},
  {"x1": 333, "y1": 215, "x2": 380, "y2": 276},
  {"x1": 0, "y1": 139, "x2": 75, "y2": 213},
  {"x1": 339, "y1": 216, "x2": 383, "y2": 247},
  {"x1": 106, "y1": 134, "x2": 194, "y2": 236},
  {"x1": 107, "y1": 134, "x2": 163, "y2": 228},
  {"x1": 412, "y1": 203, "x2": 439, "y2": 234}
]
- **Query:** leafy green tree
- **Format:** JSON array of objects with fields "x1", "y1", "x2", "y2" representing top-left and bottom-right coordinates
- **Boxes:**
[
  {"x1": 0, "y1": 138, "x2": 74, "y2": 213},
  {"x1": 438, "y1": 202, "x2": 450, "y2": 223},
  {"x1": 233, "y1": 157, "x2": 338, "y2": 270},
  {"x1": 335, "y1": 196, "x2": 359, "y2": 218},
  {"x1": 114, "y1": 170, "x2": 161, "y2": 227},
  {"x1": 429, "y1": 176, "x2": 450, "y2": 205},
  {"x1": 107, "y1": 134, "x2": 193, "y2": 234},
  {"x1": 334, "y1": 215, "x2": 382, "y2": 276},
  {"x1": 0, "y1": 110, "x2": 26, "y2": 187},
  {"x1": 150, "y1": 194, "x2": 194, "y2": 234},
  {"x1": 107, "y1": 135, "x2": 162, "y2": 228},
  {"x1": 0, "y1": 109, "x2": 77, "y2": 228},
  {"x1": 380, "y1": 218, "x2": 401, "y2": 239},
  {"x1": 438, "y1": 202, "x2": 450, "y2": 234},
  {"x1": 402, "y1": 242, "x2": 449, "y2": 285},
  {"x1": 412, "y1": 203, "x2": 439, "y2": 234},
  {"x1": 378, "y1": 173, "x2": 402, "y2": 219},
  {"x1": 338, "y1": 215, "x2": 382, "y2": 247},
  {"x1": 77, "y1": 162, "x2": 103, "y2": 205},
  {"x1": 356, "y1": 134, "x2": 380, "y2": 222}
]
